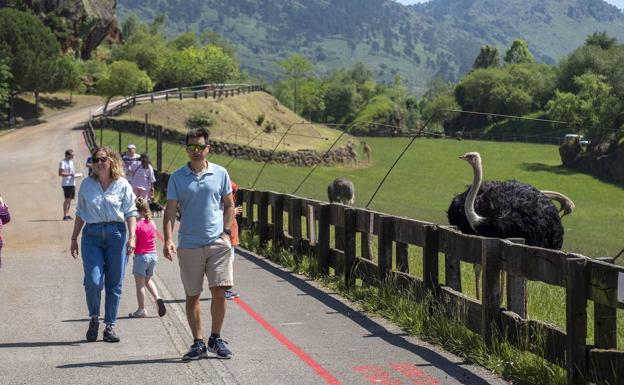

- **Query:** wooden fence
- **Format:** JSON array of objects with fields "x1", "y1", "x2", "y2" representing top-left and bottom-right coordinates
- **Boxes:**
[{"x1": 237, "y1": 188, "x2": 624, "y2": 385}]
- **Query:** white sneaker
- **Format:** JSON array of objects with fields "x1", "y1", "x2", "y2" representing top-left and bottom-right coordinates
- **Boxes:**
[{"x1": 128, "y1": 308, "x2": 147, "y2": 318}]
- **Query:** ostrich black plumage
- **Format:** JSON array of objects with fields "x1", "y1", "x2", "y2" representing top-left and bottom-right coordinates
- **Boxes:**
[
  {"x1": 447, "y1": 152, "x2": 564, "y2": 249},
  {"x1": 447, "y1": 152, "x2": 565, "y2": 300}
]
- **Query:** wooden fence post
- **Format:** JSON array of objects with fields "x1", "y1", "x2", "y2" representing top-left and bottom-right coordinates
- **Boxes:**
[
  {"x1": 289, "y1": 197, "x2": 302, "y2": 259},
  {"x1": 245, "y1": 189, "x2": 254, "y2": 230},
  {"x1": 594, "y1": 257, "x2": 617, "y2": 349},
  {"x1": 317, "y1": 204, "x2": 331, "y2": 275},
  {"x1": 272, "y1": 193, "x2": 284, "y2": 249},
  {"x1": 481, "y1": 238, "x2": 502, "y2": 346},
  {"x1": 566, "y1": 257, "x2": 588, "y2": 385},
  {"x1": 258, "y1": 191, "x2": 269, "y2": 247},
  {"x1": 445, "y1": 253, "x2": 462, "y2": 292},
  {"x1": 144, "y1": 113, "x2": 149, "y2": 153},
  {"x1": 118, "y1": 126, "x2": 122, "y2": 153},
  {"x1": 506, "y1": 238, "x2": 527, "y2": 318},
  {"x1": 156, "y1": 126, "x2": 162, "y2": 172},
  {"x1": 378, "y1": 215, "x2": 393, "y2": 281},
  {"x1": 344, "y1": 208, "x2": 357, "y2": 288},
  {"x1": 594, "y1": 303, "x2": 617, "y2": 349},
  {"x1": 423, "y1": 225, "x2": 439, "y2": 295},
  {"x1": 361, "y1": 212, "x2": 373, "y2": 260},
  {"x1": 396, "y1": 241, "x2": 409, "y2": 273}
]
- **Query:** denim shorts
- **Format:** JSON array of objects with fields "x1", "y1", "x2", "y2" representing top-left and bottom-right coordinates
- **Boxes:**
[{"x1": 132, "y1": 253, "x2": 157, "y2": 277}]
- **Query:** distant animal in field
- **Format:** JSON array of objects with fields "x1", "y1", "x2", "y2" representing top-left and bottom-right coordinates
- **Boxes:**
[
  {"x1": 447, "y1": 152, "x2": 564, "y2": 299},
  {"x1": 362, "y1": 141, "x2": 371, "y2": 162},
  {"x1": 327, "y1": 178, "x2": 355, "y2": 205},
  {"x1": 149, "y1": 200, "x2": 164, "y2": 217}
]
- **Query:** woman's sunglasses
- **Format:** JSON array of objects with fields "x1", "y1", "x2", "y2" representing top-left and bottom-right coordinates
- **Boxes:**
[
  {"x1": 186, "y1": 144, "x2": 208, "y2": 152},
  {"x1": 92, "y1": 156, "x2": 109, "y2": 164}
]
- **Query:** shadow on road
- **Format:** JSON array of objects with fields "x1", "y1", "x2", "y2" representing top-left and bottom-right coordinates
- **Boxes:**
[
  {"x1": 57, "y1": 357, "x2": 183, "y2": 368},
  {"x1": 238, "y1": 249, "x2": 493, "y2": 385},
  {"x1": 0, "y1": 341, "x2": 83, "y2": 348}
]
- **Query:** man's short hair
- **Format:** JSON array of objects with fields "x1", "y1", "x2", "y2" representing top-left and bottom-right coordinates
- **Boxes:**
[
  {"x1": 65, "y1": 149, "x2": 73, "y2": 156},
  {"x1": 185, "y1": 128, "x2": 210, "y2": 145}
]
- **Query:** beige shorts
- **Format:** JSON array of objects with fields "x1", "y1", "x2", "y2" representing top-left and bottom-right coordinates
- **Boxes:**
[{"x1": 178, "y1": 238, "x2": 233, "y2": 296}]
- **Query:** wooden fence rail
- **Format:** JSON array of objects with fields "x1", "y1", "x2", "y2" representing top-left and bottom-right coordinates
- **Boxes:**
[{"x1": 237, "y1": 188, "x2": 624, "y2": 385}]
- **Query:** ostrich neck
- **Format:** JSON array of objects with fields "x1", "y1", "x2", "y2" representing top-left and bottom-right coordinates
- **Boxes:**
[{"x1": 465, "y1": 160, "x2": 485, "y2": 230}]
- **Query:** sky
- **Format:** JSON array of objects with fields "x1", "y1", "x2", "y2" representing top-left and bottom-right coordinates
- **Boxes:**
[{"x1": 394, "y1": 0, "x2": 624, "y2": 9}]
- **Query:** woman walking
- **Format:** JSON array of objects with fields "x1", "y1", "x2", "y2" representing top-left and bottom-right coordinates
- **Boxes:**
[
  {"x1": 70, "y1": 146, "x2": 138, "y2": 343},
  {"x1": 128, "y1": 153, "x2": 156, "y2": 200}
]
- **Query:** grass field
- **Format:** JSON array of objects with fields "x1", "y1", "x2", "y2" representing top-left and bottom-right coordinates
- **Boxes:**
[{"x1": 96, "y1": 128, "x2": 624, "y2": 348}]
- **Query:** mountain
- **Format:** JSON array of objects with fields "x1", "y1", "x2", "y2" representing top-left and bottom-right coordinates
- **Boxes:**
[{"x1": 117, "y1": 0, "x2": 624, "y2": 94}]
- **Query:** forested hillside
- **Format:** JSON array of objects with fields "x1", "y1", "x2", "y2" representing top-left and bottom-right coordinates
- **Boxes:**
[{"x1": 117, "y1": 0, "x2": 624, "y2": 93}]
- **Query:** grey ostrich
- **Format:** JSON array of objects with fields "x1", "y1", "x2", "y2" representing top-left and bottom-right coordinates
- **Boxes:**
[{"x1": 447, "y1": 152, "x2": 565, "y2": 299}]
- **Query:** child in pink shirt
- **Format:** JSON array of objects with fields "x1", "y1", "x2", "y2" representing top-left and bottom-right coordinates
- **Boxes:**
[
  {"x1": 128, "y1": 197, "x2": 167, "y2": 318},
  {"x1": 0, "y1": 195, "x2": 10, "y2": 270}
]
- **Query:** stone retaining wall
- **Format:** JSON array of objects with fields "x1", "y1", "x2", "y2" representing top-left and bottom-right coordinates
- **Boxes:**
[{"x1": 93, "y1": 118, "x2": 357, "y2": 167}]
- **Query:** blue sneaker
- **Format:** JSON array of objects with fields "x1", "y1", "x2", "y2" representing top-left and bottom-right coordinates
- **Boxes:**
[
  {"x1": 182, "y1": 340, "x2": 208, "y2": 360},
  {"x1": 224, "y1": 290, "x2": 240, "y2": 300},
  {"x1": 208, "y1": 336, "x2": 232, "y2": 359}
]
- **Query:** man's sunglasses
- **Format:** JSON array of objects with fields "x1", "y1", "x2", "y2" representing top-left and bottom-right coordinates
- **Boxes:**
[
  {"x1": 186, "y1": 144, "x2": 208, "y2": 152},
  {"x1": 92, "y1": 157, "x2": 109, "y2": 163}
]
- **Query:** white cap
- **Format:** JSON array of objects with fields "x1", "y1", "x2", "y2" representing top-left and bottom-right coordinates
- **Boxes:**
[{"x1": 127, "y1": 144, "x2": 136, "y2": 149}]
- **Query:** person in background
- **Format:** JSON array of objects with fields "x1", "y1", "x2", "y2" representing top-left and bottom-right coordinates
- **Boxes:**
[
  {"x1": 85, "y1": 156, "x2": 93, "y2": 177},
  {"x1": 225, "y1": 181, "x2": 242, "y2": 300},
  {"x1": 70, "y1": 146, "x2": 137, "y2": 343},
  {"x1": 0, "y1": 194, "x2": 11, "y2": 270},
  {"x1": 163, "y1": 128, "x2": 235, "y2": 360},
  {"x1": 59, "y1": 149, "x2": 76, "y2": 221},
  {"x1": 128, "y1": 197, "x2": 167, "y2": 318},
  {"x1": 128, "y1": 153, "x2": 156, "y2": 199},
  {"x1": 122, "y1": 144, "x2": 141, "y2": 176}
]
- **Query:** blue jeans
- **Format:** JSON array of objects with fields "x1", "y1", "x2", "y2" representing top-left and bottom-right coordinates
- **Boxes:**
[{"x1": 81, "y1": 222, "x2": 128, "y2": 326}]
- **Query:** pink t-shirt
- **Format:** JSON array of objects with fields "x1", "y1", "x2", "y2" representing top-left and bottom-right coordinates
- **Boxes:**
[{"x1": 135, "y1": 218, "x2": 157, "y2": 254}]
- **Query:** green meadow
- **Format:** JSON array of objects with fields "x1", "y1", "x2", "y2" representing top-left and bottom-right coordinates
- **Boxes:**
[{"x1": 97, "y1": 129, "x2": 624, "y2": 347}]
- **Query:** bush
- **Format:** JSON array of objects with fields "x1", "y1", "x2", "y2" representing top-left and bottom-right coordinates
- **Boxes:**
[
  {"x1": 256, "y1": 113, "x2": 265, "y2": 126},
  {"x1": 263, "y1": 121, "x2": 276, "y2": 133},
  {"x1": 186, "y1": 112, "x2": 214, "y2": 129}
]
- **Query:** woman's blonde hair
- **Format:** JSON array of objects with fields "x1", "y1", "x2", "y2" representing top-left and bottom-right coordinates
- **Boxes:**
[
  {"x1": 135, "y1": 197, "x2": 152, "y2": 219},
  {"x1": 91, "y1": 146, "x2": 123, "y2": 180}
]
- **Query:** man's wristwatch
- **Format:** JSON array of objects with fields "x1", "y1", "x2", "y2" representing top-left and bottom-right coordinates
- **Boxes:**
[{"x1": 223, "y1": 228, "x2": 232, "y2": 237}]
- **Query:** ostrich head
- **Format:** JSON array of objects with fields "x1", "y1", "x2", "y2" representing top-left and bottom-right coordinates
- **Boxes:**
[
  {"x1": 459, "y1": 152, "x2": 482, "y2": 168},
  {"x1": 460, "y1": 151, "x2": 485, "y2": 230}
]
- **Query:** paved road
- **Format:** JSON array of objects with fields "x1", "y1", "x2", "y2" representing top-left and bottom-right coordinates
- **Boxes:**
[{"x1": 0, "y1": 108, "x2": 508, "y2": 384}]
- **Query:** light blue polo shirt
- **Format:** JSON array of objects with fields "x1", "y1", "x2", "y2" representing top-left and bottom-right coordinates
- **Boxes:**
[{"x1": 167, "y1": 162, "x2": 232, "y2": 249}]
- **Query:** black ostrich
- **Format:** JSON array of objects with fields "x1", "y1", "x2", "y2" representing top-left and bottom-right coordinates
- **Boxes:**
[
  {"x1": 447, "y1": 152, "x2": 565, "y2": 298},
  {"x1": 327, "y1": 178, "x2": 355, "y2": 205}
]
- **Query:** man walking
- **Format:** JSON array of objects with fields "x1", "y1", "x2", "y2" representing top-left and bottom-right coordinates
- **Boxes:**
[
  {"x1": 163, "y1": 128, "x2": 235, "y2": 360},
  {"x1": 122, "y1": 144, "x2": 141, "y2": 176},
  {"x1": 58, "y1": 149, "x2": 76, "y2": 221}
]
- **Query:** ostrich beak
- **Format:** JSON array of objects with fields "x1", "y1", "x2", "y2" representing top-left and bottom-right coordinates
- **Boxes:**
[{"x1": 459, "y1": 155, "x2": 466, "y2": 160}]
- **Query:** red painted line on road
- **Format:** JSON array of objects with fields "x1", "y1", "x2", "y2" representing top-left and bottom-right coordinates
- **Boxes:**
[
  {"x1": 234, "y1": 297, "x2": 343, "y2": 385},
  {"x1": 353, "y1": 365, "x2": 404, "y2": 385},
  {"x1": 390, "y1": 363, "x2": 441, "y2": 385}
]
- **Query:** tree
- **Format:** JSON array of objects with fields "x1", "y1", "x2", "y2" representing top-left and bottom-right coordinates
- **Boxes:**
[
  {"x1": 97, "y1": 61, "x2": 153, "y2": 112},
  {"x1": 54, "y1": 55, "x2": 85, "y2": 102},
  {"x1": 0, "y1": 8, "x2": 62, "y2": 113},
  {"x1": 279, "y1": 54, "x2": 313, "y2": 114},
  {"x1": 504, "y1": 39, "x2": 535, "y2": 65},
  {"x1": 546, "y1": 72, "x2": 617, "y2": 139},
  {"x1": 0, "y1": 61, "x2": 11, "y2": 112},
  {"x1": 170, "y1": 32, "x2": 198, "y2": 50},
  {"x1": 473, "y1": 45, "x2": 500, "y2": 69},
  {"x1": 121, "y1": 13, "x2": 143, "y2": 40},
  {"x1": 585, "y1": 31, "x2": 617, "y2": 50}
]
